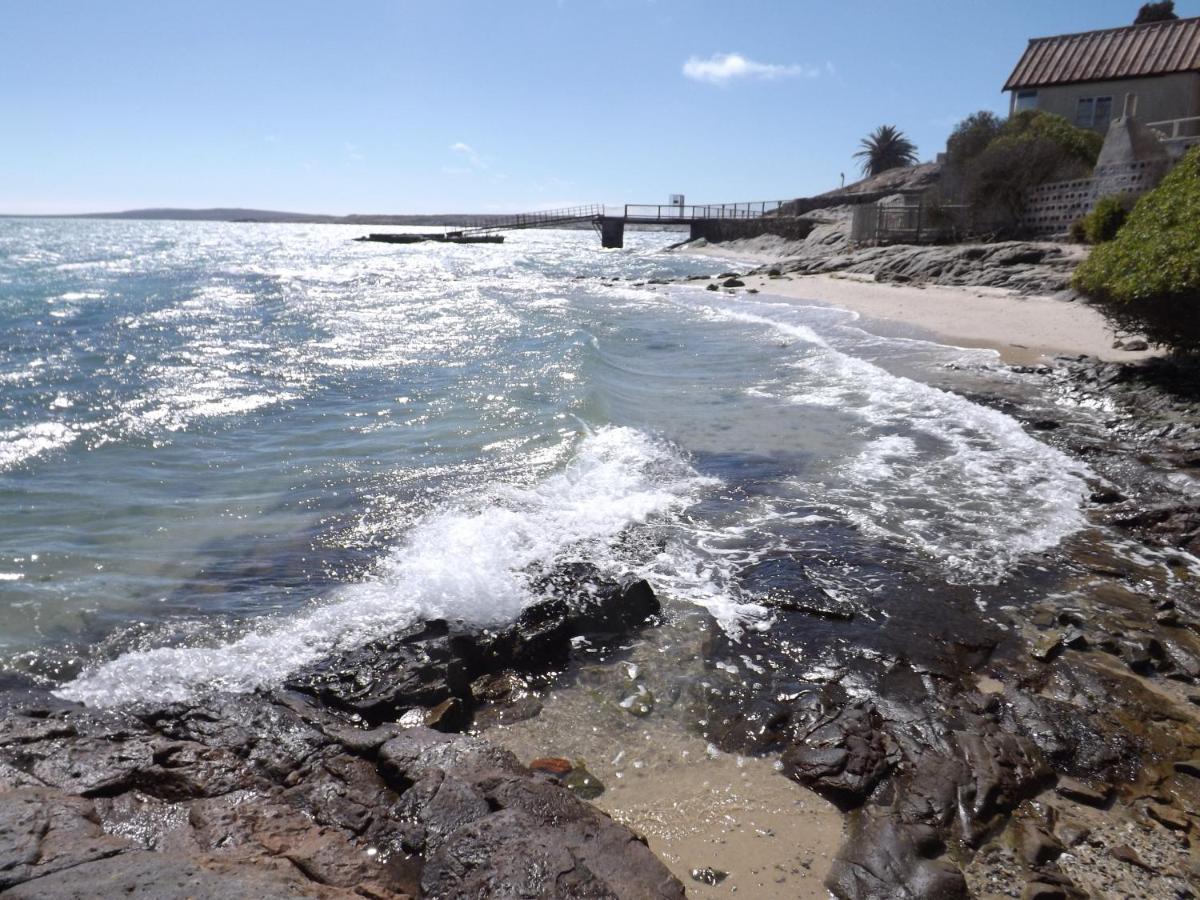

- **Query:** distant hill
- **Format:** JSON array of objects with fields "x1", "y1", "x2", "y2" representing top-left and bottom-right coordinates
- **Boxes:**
[{"x1": 7, "y1": 208, "x2": 503, "y2": 226}]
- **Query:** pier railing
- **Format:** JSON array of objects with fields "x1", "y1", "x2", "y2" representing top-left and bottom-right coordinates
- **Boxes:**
[
  {"x1": 623, "y1": 200, "x2": 785, "y2": 221},
  {"x1": 457, "y1": 205, "x2": 604, "y2": 234}
]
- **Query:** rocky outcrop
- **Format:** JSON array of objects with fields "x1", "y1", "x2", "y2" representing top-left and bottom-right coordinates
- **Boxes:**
[
  {"x1": 0, "y1": 691, "x2": 683, "y2": 898},
  {"x1": 285, "y1": 563, "x2": 660, "y2": 727},
  {"x1": 0, "y1": 566, "x2": 682, "y2": 899},
  {"x1": 759, "y1": 240, "x2": 1085, "y2": 295}
]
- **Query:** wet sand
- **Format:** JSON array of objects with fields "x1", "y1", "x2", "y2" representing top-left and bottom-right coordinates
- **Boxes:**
[
  {"x1": 485, "y1": 686, "x2": 843, "y2": 898},
  {"x1": 688, "y1": 244, "x2": 1160, "y2": 366}
]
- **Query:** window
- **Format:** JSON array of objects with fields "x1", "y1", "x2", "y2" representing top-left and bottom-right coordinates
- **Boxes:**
[
  {"x1": 1075, "y1": 97, "x2": 1095, "y2": 127},
  {"x1": 1075, "y1": 96, "x2": 1114, "y2": 129},
  {"x1": 1015, "y1": 90, "x2": 1038, "y2": 112}
]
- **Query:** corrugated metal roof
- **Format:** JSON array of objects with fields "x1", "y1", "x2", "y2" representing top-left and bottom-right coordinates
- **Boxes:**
[{"x1": 1005, "y1": 17, "x2": 1200, "y2": 90}]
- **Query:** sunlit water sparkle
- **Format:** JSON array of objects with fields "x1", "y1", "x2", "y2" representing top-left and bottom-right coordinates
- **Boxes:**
[{"x1": 0, "y1": 219, "x2": 1092, "y2": 705}]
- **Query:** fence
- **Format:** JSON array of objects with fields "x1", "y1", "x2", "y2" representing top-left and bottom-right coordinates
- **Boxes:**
[{"x1": 850, "y1": 201, "x2": 972, "y2": 245}]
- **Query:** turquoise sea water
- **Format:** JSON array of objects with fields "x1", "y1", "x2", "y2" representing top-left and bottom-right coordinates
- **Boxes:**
[{"x1": 0, "y1": 219, "x2": 1092, "y2": 704}]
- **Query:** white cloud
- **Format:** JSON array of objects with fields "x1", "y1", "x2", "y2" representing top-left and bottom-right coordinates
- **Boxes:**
[
  {"x1": 345, "y1": 142, "x2": 364, "y2": 161},
  {"x1": 449, "y1": 141, "x2": 486, "y2": 169},
  {"x1": 682, "y1": 52, "x2": 819, "y2": 85}
]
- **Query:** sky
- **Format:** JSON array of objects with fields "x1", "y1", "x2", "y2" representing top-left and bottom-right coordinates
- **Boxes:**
[{"x1": 1, "y1": 0, "x2": 1196, "y2": 215}]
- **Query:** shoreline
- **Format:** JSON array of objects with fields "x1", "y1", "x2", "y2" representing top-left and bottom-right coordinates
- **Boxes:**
[{"x1": 683, "y1": 242, "x2": 1160, "y2": 366}]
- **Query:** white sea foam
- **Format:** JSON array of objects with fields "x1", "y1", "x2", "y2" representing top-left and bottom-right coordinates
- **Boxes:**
[
  {"x1": 699, "y1": 298, "x2": 1091, "y2": 582},
  {"x1": 59, "y1": 426, "x2": 710, "y2": 707}
]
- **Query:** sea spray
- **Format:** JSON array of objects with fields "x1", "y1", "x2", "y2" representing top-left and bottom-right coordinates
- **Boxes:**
[{"x1": 58, "y1": 426, "x2": 711, "y2": 706}]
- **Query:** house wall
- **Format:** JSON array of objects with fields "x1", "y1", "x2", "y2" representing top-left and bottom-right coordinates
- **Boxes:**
[{"x1": 1008, "y1": 72, "x2": 1200, "y2": 131}]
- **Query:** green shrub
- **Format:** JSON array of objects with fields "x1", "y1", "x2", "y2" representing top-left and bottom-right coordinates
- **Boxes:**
[
  {"x1": 1081, "y1": 195, "x2": 1130, "y2": 244},
  {"x1": 1073, "y1": 148, "x2": 1200, "y2": 352},
  {"x1": 945, "y1": 111, "x2": 1105, "y2": 235},
  {"x1": 1068, "y1": 218, "x2": 1088, "y2": 244}
]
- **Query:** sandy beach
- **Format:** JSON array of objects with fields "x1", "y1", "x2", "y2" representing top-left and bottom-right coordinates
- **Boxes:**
[{"x1": 688, "y1": 245, "x2": 1159, "y2": 366}]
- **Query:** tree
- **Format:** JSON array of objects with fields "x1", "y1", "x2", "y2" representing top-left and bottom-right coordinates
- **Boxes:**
[
  {"x1": 853, "y1": 126, "x2": 919, "y2": 177},
  {"x1": 1135, "y1": 1, "x2": 1177, "y2": 23},
  {"x1": 945, "y1": 111, "x2": 1004, "y2": 172}
]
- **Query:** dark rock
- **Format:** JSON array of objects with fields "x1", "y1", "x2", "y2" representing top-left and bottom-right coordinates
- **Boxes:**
[
  {"x1": 1012, "y1": 820, "x2": 1064, "y2": 866},
  {"x1": 0, "y1": 788, "x2": 132, "y2": 890},
  {"x1": 0, "y1": 691, "x2": 682, "y2": 900},
  {"x1": 1123, "y1": 339, "x2": 1150, "y2": 352},
  {"x1": 825, "y1": 818, "x2": 967, "y2": 900},
  {"x1": 285, "y1": 618, "x2": 479, "y2": 725},
  {"x1": 1054, "y1": 776, "x2": 1110, "y2": 807},
  {"x1": 287, "y1": 565, "x2": 658, "y2": 726},
  {"x1": 706, "y1": 283, "x2": 719, "y2": 291},
  {"x1": 1030, "y1": 633, "x2": 1064, "y2": 662},
  {"x1": 0, "y1": 851, "x2": 338, "y2": 900},
  {"x1": 782, "y1": 701, "x2": 892, "y2": 811},
  {"x1": 1146, "y1": 802, "x2": 1190, "y2": 831},
  {"x1": 1023, "y1": 882, "x2": 1068, "y2": 900},
  {"x1": 722, "y1": 278, "x2": 745, "y2": 288}
]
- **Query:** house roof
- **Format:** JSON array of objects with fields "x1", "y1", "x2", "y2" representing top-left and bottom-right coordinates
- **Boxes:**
[{"x1": 1004, "y1": 16, "x2": 1200, "y2": 91}]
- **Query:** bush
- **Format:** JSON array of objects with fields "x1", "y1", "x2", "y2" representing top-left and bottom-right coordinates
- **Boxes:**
[
  {"x1": 1069, "y1": 218, "x2": 1088, "y2": 244},
  {"x1": 1080, "y1": 195, "x2": 1131, "y2": 244},
  {"x1": 1073, "y1": 148, "x2": 1200, "y2": 352},
  {"x1": 945, "y1": 111, "x2": 1104, "y2": 235}
]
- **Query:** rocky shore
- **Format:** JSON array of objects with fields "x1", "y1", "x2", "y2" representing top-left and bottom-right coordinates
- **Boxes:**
[
  {"x1": 8, "y1": 286, "x2": 1200, "y2": 898},
  {"x1": 0, "y1": 566, "x2": 686, "y2": 898}
]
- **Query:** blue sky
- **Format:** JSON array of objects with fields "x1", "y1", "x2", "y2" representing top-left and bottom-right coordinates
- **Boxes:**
[{"x1": 1, "y1": 1, "x2": 1194, "y2": 214}]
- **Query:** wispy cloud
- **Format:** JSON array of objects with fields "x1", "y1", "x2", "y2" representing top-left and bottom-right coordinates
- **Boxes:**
[
  {"x1": 449, "y1": 141, "x2": 486, "y2": 169},
  {"x1": 682, "y1": 52, "x2": 820, "y2": 85},
  {"x1": 345, "y1": 141, "x2": 364, "y2": 161}
]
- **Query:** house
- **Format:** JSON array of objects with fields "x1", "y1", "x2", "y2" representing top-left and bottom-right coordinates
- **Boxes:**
[{"x1": 1004, "y1": 16, "x2": 1200, "y2": 141}]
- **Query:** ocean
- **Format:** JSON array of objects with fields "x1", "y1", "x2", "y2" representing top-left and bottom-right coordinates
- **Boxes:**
[{"x1": 0, "y1": 218, "x2": 1093, "y2": 706}]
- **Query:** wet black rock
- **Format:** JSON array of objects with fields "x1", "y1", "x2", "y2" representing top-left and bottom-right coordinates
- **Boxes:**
[
  {"x1": 782, "y1": 701, "x2": 893, "y2": 810},
  {"x1": 722, "y1": 278, "x2": 745, "y2": 288},
  {"x1": 0, "y1": 693, "x2": 684, "y2": 899},
  {"x1": 286, "y1": 564, "x2": 659, "y2": 726}
]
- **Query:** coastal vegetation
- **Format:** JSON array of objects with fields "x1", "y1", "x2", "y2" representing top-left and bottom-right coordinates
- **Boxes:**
[
  {"x1": 1074, "y1": 194, "x2": 1131, "y2": 244},
  {"x1": 943, "y1": 110, "x2": 1103, "y2": 233},
  {"x1": 853, "y1": 125, "x2": 918, "y2": 176},
  {"x1": 1074, "y1": 147, "x2": 1200, "y2": 352},
  {"x1": 1134, "y1": 0, "x2": 1178, "y2": 23}
]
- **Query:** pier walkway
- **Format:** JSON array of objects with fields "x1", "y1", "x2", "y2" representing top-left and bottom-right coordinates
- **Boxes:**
[{"x1": 452, "y1": 200, "x2": 807, "y2": 248}]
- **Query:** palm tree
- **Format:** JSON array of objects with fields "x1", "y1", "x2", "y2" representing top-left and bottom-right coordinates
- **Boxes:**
[{"x1": 854, "y1": 125, "x2": 919, "y2": 177}]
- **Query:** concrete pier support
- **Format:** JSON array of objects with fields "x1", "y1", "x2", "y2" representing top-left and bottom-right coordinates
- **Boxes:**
[{"x1": 598, "y1": 217, "x2": 625, "y2": 249}]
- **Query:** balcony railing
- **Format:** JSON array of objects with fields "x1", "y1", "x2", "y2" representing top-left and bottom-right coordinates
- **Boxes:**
[{"x1": 1146, "y1": 116, "x2": 1200, "y2": 141}]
